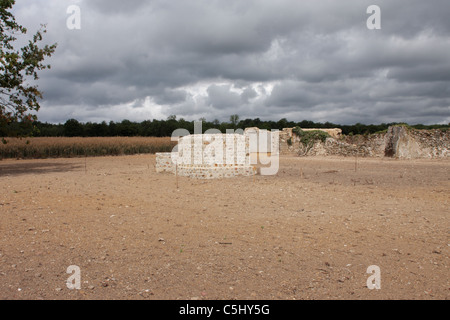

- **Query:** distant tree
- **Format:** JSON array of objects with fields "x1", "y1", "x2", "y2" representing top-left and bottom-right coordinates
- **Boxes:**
[
  {"x1": 0, "y1": 0, "x2": 57, "y2": 139},
  {"x1": 277, "y1": 118, "x2": 288, "y2": 129},
  {"x1": 118, "y1": 119, "x2": 138, "y2": 136},
  {"x1": 63, "y1": 119, "x2": 83, "y2": 137},
  {"x1": 230, "y1": 114, "x2": 239, "y2": 128},
  {"x1": 108, "y1": 121, "x2": 118, "y2": 136},
  {"x1": 87, "y1": 121, "x2": 108, "y2": 136}
]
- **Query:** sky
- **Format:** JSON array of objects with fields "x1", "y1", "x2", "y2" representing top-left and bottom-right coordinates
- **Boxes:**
[{"x1": 12, "y1": 0, "x2": 450, "y2": 125}]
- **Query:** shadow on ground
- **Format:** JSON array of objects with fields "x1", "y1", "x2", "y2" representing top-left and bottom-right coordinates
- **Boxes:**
[{"x1": 0, "y1": 161, "x2": 83, "y2": 176}]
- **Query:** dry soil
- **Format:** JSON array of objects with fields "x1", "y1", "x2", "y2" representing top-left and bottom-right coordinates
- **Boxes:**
[{"x1": 0, "y1": 154, "x2": 448, "y2": 300}]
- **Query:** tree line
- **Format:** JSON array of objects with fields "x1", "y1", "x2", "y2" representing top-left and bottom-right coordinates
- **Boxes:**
[{"x1": 1, "y1": 115, "x2": 448, "y2": 138}]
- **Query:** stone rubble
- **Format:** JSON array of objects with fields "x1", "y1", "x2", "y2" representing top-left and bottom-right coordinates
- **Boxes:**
[
  {"x1": 281, "y1": 126, "x2": 448, "y2": 159},
  {"x1": 157, "y1": 126, "x2": 448, "y2": 179}
]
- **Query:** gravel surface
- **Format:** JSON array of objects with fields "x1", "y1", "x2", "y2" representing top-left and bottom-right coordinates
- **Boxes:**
[{"x1": 0, "y1": 155, "x2": 448, "y2": 300}]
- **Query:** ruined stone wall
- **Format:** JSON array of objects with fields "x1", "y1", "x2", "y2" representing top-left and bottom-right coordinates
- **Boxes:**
[
  {"x1": 156, "y1": 127, "x2": 448, "y2": 177},
  {"x1": 156, "y1": 133, "x2": 257, "y2": 179},
  {"x1": 178, "y1": 134, "x2": 250, "y2": 166},
  {"x1": 155, "y1": 152, "x2": 176, "y2": 173},
  {"x1": 279, "y1": 127, "x2": 344, "y2": 155},
  {"x1": 384, "y1": 126, "x2": 449, "y2": 159},
  {"x1": 244, "y1": 127, "x2": 280, "y2": 155},
  {"x1": 303, "y1": 135, "x2": 385, "y2": 157},
  {"x1": 279, "y1": 126, "x2": 448, "y2": 159}
]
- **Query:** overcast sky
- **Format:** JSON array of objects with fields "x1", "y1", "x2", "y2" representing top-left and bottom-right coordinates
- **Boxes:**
[{"x1": 13, "y1": 0, "x2": 450, "y2": 125}]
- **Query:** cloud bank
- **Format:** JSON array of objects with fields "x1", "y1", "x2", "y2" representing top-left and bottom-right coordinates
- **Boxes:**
[{"x1": 13, "y1": 0, "x2": 450, "y2": 124}]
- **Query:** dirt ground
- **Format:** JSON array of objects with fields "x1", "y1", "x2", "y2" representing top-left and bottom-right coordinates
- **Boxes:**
[{"x1": 0, "y1": 154, "x2": 448, "y2": 300}]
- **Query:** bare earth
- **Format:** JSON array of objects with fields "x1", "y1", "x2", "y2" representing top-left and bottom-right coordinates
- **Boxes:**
[{"x1": 0, "y1": 154, "x2": 448, "y2": 300}]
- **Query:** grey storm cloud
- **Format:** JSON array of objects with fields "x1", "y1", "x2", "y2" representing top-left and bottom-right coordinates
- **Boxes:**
[{"x1": 11, "y1": 0, "x2": 450, "y2": 124}]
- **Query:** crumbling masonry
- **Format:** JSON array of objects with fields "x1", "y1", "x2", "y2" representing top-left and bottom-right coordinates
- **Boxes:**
[{"x1": 156, "y1": 128, "x2": 279, "y2": 179}]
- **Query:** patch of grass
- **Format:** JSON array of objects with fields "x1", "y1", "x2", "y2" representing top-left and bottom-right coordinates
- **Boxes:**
[
  {"x1": 391, "y1": 123, "x2": 413, "y2": 129},
  {"x1": 292, "y1": 127, "x2": 330, "y2": 155},
  {"x1": 287, "y1": 137, "x2": 292, "y2": 146}
]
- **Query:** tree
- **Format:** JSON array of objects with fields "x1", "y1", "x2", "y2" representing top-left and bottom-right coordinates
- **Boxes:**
[
  {"x1": 118, "y1": 119, "x2": 138, "y2": 136},
  {"x1": 0, "y1": 0, "x2": 57, "y2": 138},
  {"x1": 277, "y1": 118, "x2": 288, "y2": 129},
  {"x1": 63, "y1": 119, "x2": 83, "y2": 137},
  {"x1": 230, "y1": 114, "x2": 239, "y2": 128}
]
